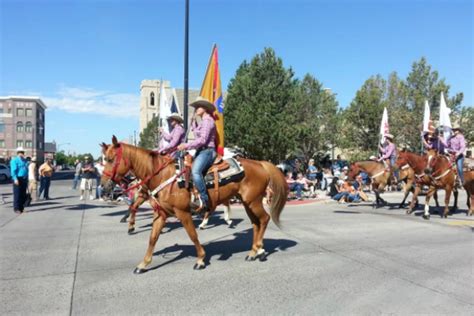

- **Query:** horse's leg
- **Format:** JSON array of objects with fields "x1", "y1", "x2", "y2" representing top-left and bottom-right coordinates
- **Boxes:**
[
  {"x1": 468, "y1": 193, "x2": 473, "y2": 216},
  {"x1": 434, "y1": 191, "x2": 440, "y2": 208},
  {"x1": 120, "y1": 208, "x2": 130, "y2": 223},
  {"x1": 398, "y1": 179, "x2": 412, "y2": 208},
  {"x1": 198, "y1": 211, "x2": 210, "y2": 230},
  {"x1": 127, "y1": 196, "x2": 145, "y2": 234},
  {"x1": 450, "y1": 187, "x2": 458, "y2": 214},
  {"x1": 408, "y1": 185, "x2": 421, "y2": 214},
  {"x1": 133, "y1": 212, "x2": 166, "y2": 274},
  {"x1": 223, "y1": 201, "x2": 233, "y2": 226},
  {"x1": 175, "y1": 209, "x2": 206, "y2": 269},
  {"x1": 242, "y1": 204, "x2": 260, "y2": 261},
  {"x1": 442, "y1": 187, "x2": 452, "y2": 218},
  {"x1": 248, "y1": 199, "x2": 270, "y2": 258},
  {"x1": 423, "y1": 186, "x2": 436, "y2": 220}
]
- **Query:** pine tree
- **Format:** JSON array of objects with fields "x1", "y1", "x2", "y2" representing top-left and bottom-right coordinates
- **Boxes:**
[{"x1": 139, "y1": 116, "x2": 159, "y2": 149}]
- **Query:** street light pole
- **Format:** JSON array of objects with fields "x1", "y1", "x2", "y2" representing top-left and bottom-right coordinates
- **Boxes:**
[{"x1": 183, "y1": 0, "x2": 189, "y2": 132}]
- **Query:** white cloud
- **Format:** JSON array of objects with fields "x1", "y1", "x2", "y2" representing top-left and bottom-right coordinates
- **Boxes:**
[{"x1": 41, "y1": 85, "x2": 140, "y2": 118}]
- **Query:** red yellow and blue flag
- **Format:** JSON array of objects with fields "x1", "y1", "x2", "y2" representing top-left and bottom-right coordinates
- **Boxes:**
[{"x1": 200, "y1": 44, "x2": 224, "y2": 156}]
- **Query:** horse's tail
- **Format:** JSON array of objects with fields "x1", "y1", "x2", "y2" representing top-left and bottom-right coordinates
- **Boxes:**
[{"x1": 261, "y1": 161, "x2": 288, "y2": 228}]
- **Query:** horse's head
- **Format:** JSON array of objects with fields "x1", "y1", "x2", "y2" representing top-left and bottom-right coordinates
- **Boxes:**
[
  {"x1": 100, "y1": 135, "x2": 132, "y2": 193},
  {"x1": 347, "y1": 162, "x2": 360, "y2": 180},
  {"x1": 396, "y1": 151, "x2": 409, "y2": 169}
]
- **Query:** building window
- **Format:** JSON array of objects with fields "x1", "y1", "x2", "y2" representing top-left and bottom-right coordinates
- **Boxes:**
[
  {"x1": 16, "y1": 122, "x2": 24, "y2": 132},
  {"x1": 0, "y1": 123, "x2": 4, "y2": 133},
  {"x1": 26, "y1": 108, "x2": 33, "y2": 117},
  {"x1": 16, "y1": 140, "x2": 24, "y2": 148},
  {"x1": 39, "y1": 142, "x2": 43, "y2": 149},
  {"x1": 0, "y1": 140, "x2": 4, "y2": 148},
  {"x1": 25, "y1": 122, "x2": 33, "y2": 132},
  {"x1": 25, "y1": 140, "x2": 33, "y2": 148},
  {"x1": 150, "y1": 92, "x2": 155, "y2": 106},
  {"x1": 17, "y1": 108, "x2": 24, "y2": 116}
]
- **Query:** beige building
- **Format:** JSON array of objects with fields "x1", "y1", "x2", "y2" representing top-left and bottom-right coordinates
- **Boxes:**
[
  {"x1": 139, "y1": 79, "x2": 200, "y2": 134},
  {"x1": 0, "y1": 96, "x2": 46, "y2": 162}
]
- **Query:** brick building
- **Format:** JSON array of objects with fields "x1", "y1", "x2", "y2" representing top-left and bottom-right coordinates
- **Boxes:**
[{"x1": 0, "y1": 96, "x2": 46, "y2": 162}]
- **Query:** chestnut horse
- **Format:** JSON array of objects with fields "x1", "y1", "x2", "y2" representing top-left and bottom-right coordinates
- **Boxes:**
[
  {"x1": 395, "y1": 151, "x2": 457, "y2": 219},
  {"x1": 397, "y1": 163, "x2": 419, "y2": 209},
  {"x1": 463, "y1": 168, "x2": 474, "y2": 216},
  {"x1": 100, "y1": 136, "x2": 288, "y2": 273},
  {"x1": 348, "y1": 161, "x2": 393, "y2": 208},
  {"x1": 120, "y1": 188, "x2": 233, "y2": 233}
]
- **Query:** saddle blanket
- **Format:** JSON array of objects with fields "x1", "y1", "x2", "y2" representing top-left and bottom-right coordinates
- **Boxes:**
[{"x1": 178, "y1": 157, "x2": 245, "y2": 189}]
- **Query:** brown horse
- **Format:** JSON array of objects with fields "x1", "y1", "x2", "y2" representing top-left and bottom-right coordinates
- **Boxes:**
[
  {"x1": 100, "y1": 136, "x2": 288, "y2": 273},
  {"x1": 348, "y1": 161, "x2": 393, "y2": 208},
  {"x1": 395, "y1": 151, "x2": 457, "y2": 219},
  {"x1": 397, "y1": 162, "x2": 418, "y2": 209},
  {"x1": 463, "y1": 169, "x2": 474, "y2": 216}
]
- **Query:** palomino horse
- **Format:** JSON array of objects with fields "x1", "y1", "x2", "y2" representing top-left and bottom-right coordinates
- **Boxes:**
[
  {"x1": 100, "y1": 136, "x2": 288, "y2": 273},
  {"x1": 348, "y1": 161, "x2": 393, "y2": 208},
  {"x1": 395, "y1": 151, "x2": 457, "y2": 219}
]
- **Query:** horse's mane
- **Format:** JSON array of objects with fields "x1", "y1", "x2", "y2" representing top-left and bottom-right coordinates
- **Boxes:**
[{"x1": 121, "y1": 143, "x2": 159, "y2": 177}]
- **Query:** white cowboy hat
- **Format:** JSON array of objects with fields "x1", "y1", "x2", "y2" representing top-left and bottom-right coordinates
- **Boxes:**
[
  {"x1": 342, "y1": 166, "x2": 349, "y2": 170},
  {"x1": 384, "y1": 133, "x2": 394, "y2": 140},
  {"x1": 31, "y1": 156, "x2": 37, "y2": 162},
  {"x1": 166, "y1": 113, "x2": 184, "y2": 124},
  {"x1": 451, "y1": 125, "x2": 464, "y2": 132},
  {"x1": 189, "y1": 96, "x2": 216, "y2": 113},
  {"x1": 369, "y1": 155, "x2": 377, "y2": 160},
  {"x1": 16, "y1": 146, "x2": 25, "y2": 152}
]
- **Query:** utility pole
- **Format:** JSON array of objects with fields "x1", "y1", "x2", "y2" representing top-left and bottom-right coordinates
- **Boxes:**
[{"x1": 183, "y1": 0, "x2": 189, "y2": 132}]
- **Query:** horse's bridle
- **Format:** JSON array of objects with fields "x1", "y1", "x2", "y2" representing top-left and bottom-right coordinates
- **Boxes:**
[{"x1": 103, "y1": 144, "x2": 129, "y2": 183}]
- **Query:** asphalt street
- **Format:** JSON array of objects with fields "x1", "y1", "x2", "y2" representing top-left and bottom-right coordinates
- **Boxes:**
[{"x1": 0, "y1": 177, "x2": 472, "y2": 315}]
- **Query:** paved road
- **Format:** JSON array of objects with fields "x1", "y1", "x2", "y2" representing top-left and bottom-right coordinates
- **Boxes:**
[{"x1": 0, "y1": 179, "x2": 472, "y2": 315}]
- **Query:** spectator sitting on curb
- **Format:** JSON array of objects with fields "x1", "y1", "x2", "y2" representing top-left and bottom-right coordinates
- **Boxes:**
[
  {"x1": 286, "y1": 171, "x2": 303, "y2": 200},
  {"x1": 296, "y1": 172, "x2": 317, "y2": 198},
  {"x1": 353, "y1": 174, "x2": 370, "y2": 202}
]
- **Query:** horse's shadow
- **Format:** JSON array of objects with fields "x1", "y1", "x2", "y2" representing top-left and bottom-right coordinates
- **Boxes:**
[{"x1": 146, "y1": 228, "x2": 298, "y2": 272}]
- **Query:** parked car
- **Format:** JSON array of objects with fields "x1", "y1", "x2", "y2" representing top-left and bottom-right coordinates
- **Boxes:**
[{"x1": 0, "y1": 163, "x2": 11, "y2": 181}]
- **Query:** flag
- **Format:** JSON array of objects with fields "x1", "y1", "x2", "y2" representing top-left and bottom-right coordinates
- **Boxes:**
[
  {"x1": 200, "y1": 44, "x2": 224, "y2": 156},
  {"x1": 379, "y1": 107, "x2": 389, "y2": 143},
  {"x1": 170, "y1": 94, "x2": 180, "y2": 114},
  {"x1": 422, "y1": 100, "x2": 435, "y2": 133},
  {"x1": 439, "y1": 92, "x2": 452, "y2": 140},
  {"x1": 159, "y1": 81, "x2": 171, "y2": 148}
]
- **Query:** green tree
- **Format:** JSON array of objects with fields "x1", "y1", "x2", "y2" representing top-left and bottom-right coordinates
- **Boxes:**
[
  {"x1": 402, "y1": 57, "x2": 463, "y2": 149},
  {"x1": 290, "y1": 74, "x2": 339, "y2": 162},
  {"x1": 456, "y1": 106, "x2": 474, "y2": 149},
  {"x1": 224, "y1": 48, "x2": 297, "y2": 163},
  {"x1": 139, "y1": 116, "x2": 159, "y2": 149},
  {"x1": 340, "y1": 75, "x2": 387, "y2": 157},
  {"x1": 54, "y1": 151, "x2": 68, "y2": 166}
]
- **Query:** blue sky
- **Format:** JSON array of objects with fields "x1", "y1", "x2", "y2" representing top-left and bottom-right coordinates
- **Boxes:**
[{"x1": 1, "y1": 0, "x2": 472, "y2": 156}]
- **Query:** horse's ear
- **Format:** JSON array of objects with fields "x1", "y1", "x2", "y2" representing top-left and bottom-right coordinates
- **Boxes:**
[
  {"x1": 112, "y1": 135, "x2": 119, "y2": 148},
  {"x1": 100, "y1": 142, "x2": 108, "y2": 153}
]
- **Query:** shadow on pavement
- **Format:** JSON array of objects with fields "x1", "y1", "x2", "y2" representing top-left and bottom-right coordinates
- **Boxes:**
[
  {"x1": 25, "y1": 205, "x2": 73, "y2": 212},
  {"x1": 144, "y1": 228, "x2": 298, "y2": 273},
  {"x1": 333, "y1": 210, "x2": 361, "y2": 214},
  {"x1": 66, "y1": 204, "x2": 116, "y2": 210}
]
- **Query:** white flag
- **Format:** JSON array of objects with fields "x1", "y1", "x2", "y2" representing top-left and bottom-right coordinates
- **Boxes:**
[
  {"x1": 439, "y1": 92, "x2": 452, "y2": 141},
  {"x1": 422, "y1": 100, "x2": 431, "y2": 132},
  {"x1": 159, "y1": 82, "x2": 171, "y2": 148},
  {"x1": 379, "y1": 107, "x2": 389, "y2": 143}
]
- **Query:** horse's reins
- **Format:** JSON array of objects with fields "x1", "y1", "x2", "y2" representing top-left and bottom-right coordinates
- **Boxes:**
[{"x1": 102, "y1": 145, "x2": 129, "y2": 183}]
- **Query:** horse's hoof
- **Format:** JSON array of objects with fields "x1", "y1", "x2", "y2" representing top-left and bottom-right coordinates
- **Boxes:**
[
  {"x1": 422, "y1": 214, "x2": 430, "y2": 220},
  {"x1": 133, "y1": 267, "x2": 147, "y2": 274},
  {"x1": 120, "y1": 217, "x2": 128, "y2": 223},
  {"x1": 245, "y1": 255, "x2": 257, "y2": 262},
  {"x1": 193, "y1": 262, "x2": 205, "y2": 270},
  {"x1": 128, "y1": 228, "x2": 135, "y2": 235},
  {"x1": 199, "y1": 225, "x2": 205, "y2": 230},
  {"x1": 406, "y1": 209, "x2": 412, "y2": 215}
]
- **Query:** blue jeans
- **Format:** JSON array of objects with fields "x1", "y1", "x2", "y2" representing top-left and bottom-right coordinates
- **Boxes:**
[
  {"x1": 72, "y1": 175, "x2": 81, "y2": 189},
  {"x1": 390, "y1": 156, "x2": 399, "y2": 180},
  {"x1": 332, "y1": 192, "x2": 348, "y2": 201},
  {"x1": 456, "y1": 155, "x2": 464, "y2": 183},
  {"x1": 39, "y1": 176, "x2": 51, "y2": 199},
  {"x1": 192, "y1": 148, "x2": 216, "y2": 207},
  {"x1": 289, "y1": 183, "x2": 303, "y2": 198},
  {"x1": 13, "y1": 177, "x2": 28, "y2": 211}
]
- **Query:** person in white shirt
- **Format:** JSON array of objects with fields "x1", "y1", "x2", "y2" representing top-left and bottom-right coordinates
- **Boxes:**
[{"x1": 28, "y1": 157, "x2": 38, "y2": 201}]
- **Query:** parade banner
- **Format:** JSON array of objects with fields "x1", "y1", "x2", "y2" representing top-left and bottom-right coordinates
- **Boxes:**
[
  {"x1": 159, "y1": 81, "x2": 171, "y2": 148},
  {"x1": 439, "y1": 92, "x2": 452, "y2": 140},
  {"x1": 379, "y1": 107, "x2": 389, "y2": 143},
  {"x1": 200, "y1": 44, "x2": 224, "y2": 156}
]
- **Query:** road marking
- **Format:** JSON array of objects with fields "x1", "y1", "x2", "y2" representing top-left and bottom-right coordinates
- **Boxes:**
[{"x1": 447, "y1": 220, "x2": 474, "y2": 227}]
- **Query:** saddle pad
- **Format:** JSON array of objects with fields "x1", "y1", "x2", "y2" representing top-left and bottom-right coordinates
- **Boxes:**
[{"x1": 178, "y1": 158, "x2": 245, "y2": 189}]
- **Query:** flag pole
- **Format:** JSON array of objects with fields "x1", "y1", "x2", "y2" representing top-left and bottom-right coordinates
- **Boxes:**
[{"x1": 183, "y1": 0, "x2": 189, "y2": 133}]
